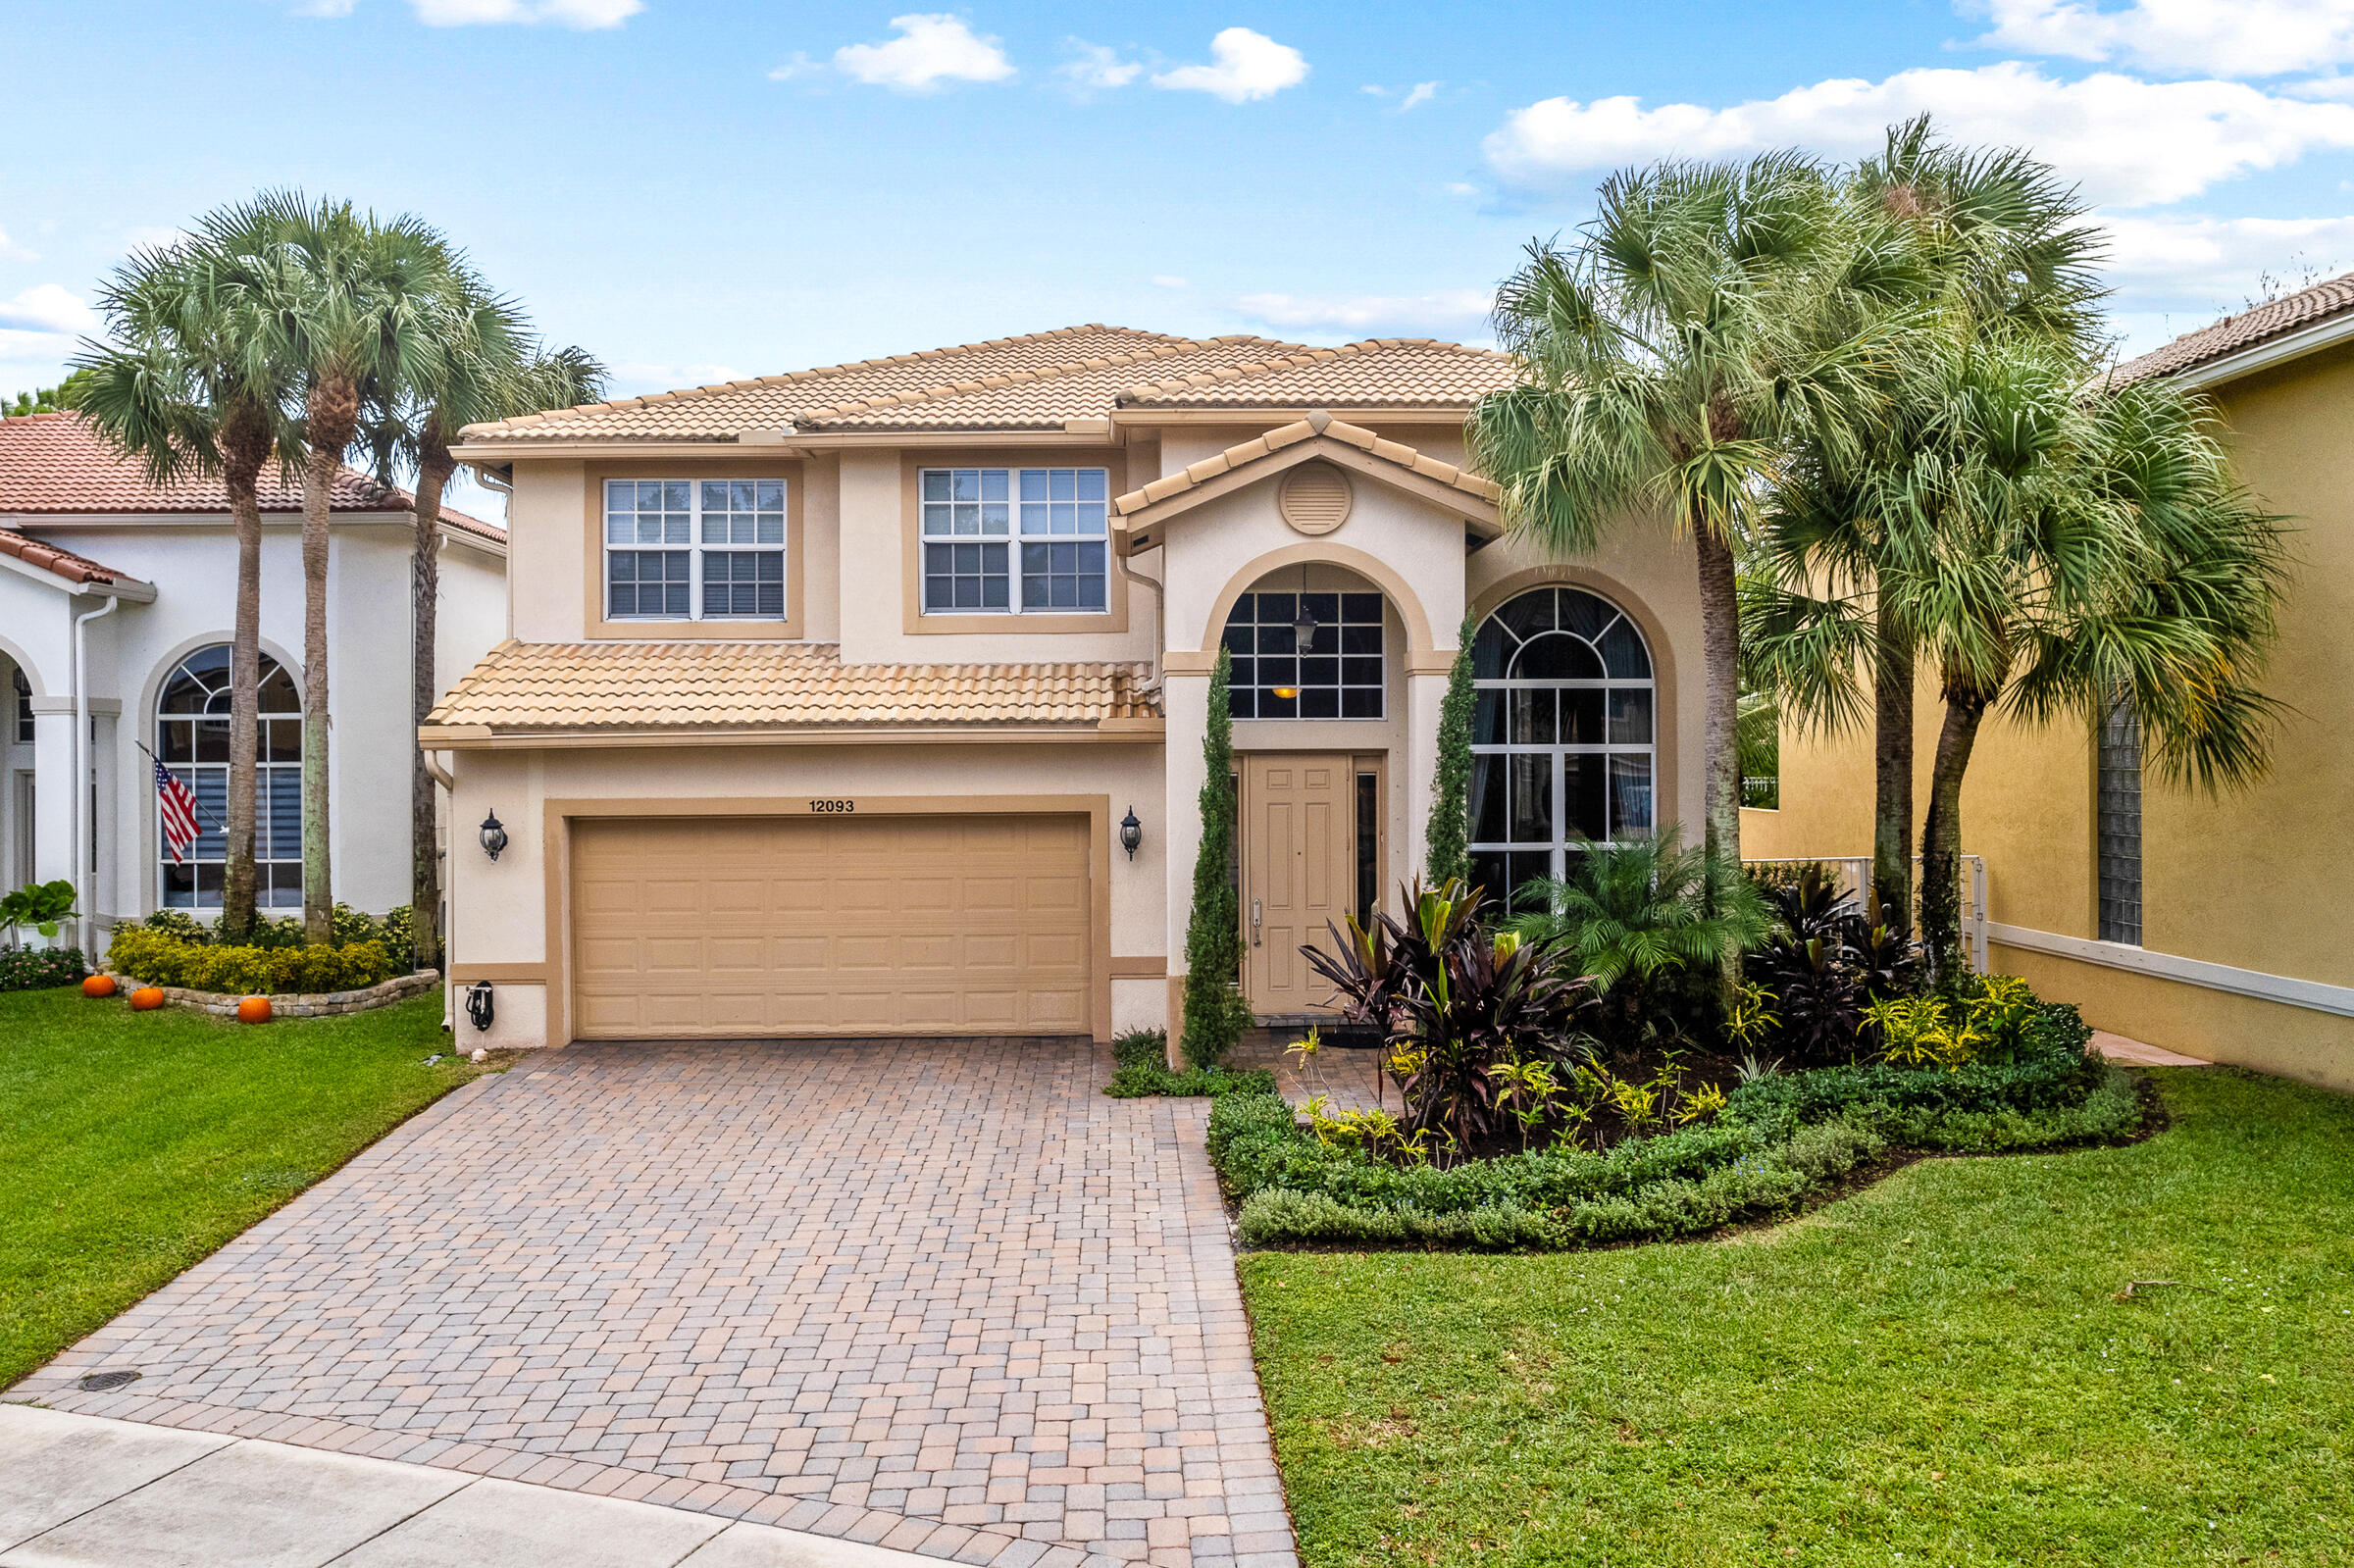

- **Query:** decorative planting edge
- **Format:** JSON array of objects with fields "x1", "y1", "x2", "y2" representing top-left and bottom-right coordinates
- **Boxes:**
[{"x1": 104, "y1": 969, "x2": 441, "y2": 1019}]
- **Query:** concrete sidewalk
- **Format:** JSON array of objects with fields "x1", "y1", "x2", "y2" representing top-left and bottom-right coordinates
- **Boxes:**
[{"x1": 0, "y1": 1404, "x2": 935, "y2": 1567}]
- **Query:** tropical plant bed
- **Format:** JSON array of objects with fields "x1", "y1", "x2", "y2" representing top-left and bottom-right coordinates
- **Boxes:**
[
  {"x1": 1239, "y1": 1068, "x2": 2354, "y2": 1567},
  {"x1": 102, "y1": 968, "x2": 440, "y2": 1019},
  {"x1": 1212, "y1": 1003, "x2": 2147, "y2": 1252}
]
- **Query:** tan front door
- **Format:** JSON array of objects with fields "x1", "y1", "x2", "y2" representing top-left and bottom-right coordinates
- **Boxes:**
[
  {"x1": 1242, "y1": 754, "x2": 1356, "y2": 1015},
  {"x1": 571, "y1": 813, "x2": 1092, "y2": 1038}
]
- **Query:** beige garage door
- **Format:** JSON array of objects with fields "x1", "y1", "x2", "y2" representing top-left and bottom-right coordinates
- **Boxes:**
[{"x1": 571, "y1": 813, "x2": 1093, "y2": 1038}]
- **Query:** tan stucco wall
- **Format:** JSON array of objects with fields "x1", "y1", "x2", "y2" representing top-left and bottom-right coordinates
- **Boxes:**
[{"x1": 1745, "y1": 339, "x2": 2354, "y2": 1089}]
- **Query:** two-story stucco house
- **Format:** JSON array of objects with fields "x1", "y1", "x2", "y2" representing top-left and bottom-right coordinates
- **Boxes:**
[
  {"x1": 0, "y1": 411, "x2": 509, "y2": 951},
  {"x1": 433, "y1": 325, "x2": 1706, "y2": 1048}
]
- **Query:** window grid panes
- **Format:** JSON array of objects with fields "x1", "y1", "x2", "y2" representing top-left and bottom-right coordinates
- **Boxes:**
[
  {"x1": 920, "y1": 468, "x2": 1107, "y2": 615},
  {"x1": 155, "y1": 644, "x2": 303, "y2": 910},
  {"x1": 1467, "y1": 586, "x2": 1656, "y2": 912},
  {"x1": 602, "y1": 479, "x2": 787, "y2": 622},
  {"x1": 11, "y1": 666, "x2": 28, "y2": 743},
  {"x1": 2098, "y1": 694, "x2": 2143, "y2": 945},
  {"x1": 1222, "y1": 591, "x2": 1386, "y2": 720}
]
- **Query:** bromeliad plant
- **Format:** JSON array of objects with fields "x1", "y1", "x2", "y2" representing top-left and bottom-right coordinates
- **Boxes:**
[
  {"x1": 1305, "y1": 878, "x2": 1595, "y2": 1162},
  {"x1": 1747, "y1": 865, "x2": 1921, "y2": 1063}
]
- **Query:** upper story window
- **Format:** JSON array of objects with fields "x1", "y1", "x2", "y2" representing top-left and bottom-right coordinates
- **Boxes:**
[
  {"x1": 920, "y1": 467, "x2": 1108, "y2": 615},
  {"x1": 1223, "y1": 591, "x2": 1387, "y2": 719},
  {"x1": 604, "y1": 479, "x2": 787, "y2": 622}
]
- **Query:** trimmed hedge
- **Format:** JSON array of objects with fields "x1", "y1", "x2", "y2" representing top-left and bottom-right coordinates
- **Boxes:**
[
  {"x1": 1211, "y1": 1002, "x2": 2145, "y2": 1251},
  {"x1": 0, "y1": 946, "x2": 87, "y2": 993},
  {"x1": 1102, "y1": 1027, "x2": 1278, "y2": 1100},
  {"x1": 107, "y1": 927, "x2": 394, "y2": 995}
]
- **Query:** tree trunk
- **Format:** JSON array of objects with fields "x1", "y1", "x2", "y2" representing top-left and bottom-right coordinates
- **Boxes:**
[
  {"x1": 219, "y1": 405, "x2": 270, "y2": 944},
  {"x1": 1870, "y1": 622, "x2": 1915, "y2": 938},
  {"x1": 409, "y1": 430, "x2": 452, "y2": 973},
  {"x1": 1919, "y1": 681, "x2": 1989, "y2": 993},
  {"x1": 1692, "y1": 521, "x2": 1743, "y2": 869},
  {"x1": 300, "y1": 377, "x2": 358, "y2": 944}
]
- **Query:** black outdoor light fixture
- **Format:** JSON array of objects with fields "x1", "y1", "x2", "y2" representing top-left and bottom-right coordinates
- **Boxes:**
[
  {"x1": 1119, "y1": 806, "x2": 1144, "y2": 860},
  {"x1": 479, "y1": 809, "x2": 508, "y2": 862},
  {"x1": 1289, "y1": 561, "x2": 1319, "y2": 643}
]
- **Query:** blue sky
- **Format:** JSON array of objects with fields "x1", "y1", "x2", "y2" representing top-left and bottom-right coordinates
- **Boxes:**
[{"x1": 7, "y1": 0, "x2": 2354, "y2": 461}]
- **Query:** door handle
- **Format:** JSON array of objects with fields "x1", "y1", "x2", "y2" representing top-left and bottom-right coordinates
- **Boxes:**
[{"x1": 1252, "y1": 899, "x2": 1262, "y2": 946}]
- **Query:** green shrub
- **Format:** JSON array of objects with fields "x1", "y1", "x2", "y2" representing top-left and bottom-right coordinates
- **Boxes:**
[
  {"x1": 1112, "y1": 1028, "x2": 1168, "y2": 1070},
  {"x1": 0, "y1": 945, "x2": 86, "y2": 992},
  {"x1": 108, "y1": 928, "x2": 394, "y2": 994},
  {"x1": 139, "y1": 910, "x2": 211, "y2": 944}
]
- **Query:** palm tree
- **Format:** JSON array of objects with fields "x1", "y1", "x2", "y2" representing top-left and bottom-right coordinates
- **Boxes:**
[
  {"x1": 1888, "y1": 346, "x2": 2283, "y2": 986},
  {"x1": 1745, "y1": 119, "x2": 2104, "y2": 936},
  {"x1": 363, "y1": 263, "x2": 603, "y2": 970},
  {"x1": 1472, "y1": 153, "x2": 1906, "y2": 899},
  {"x1": 75, "y1": 229, "x2": 304, "y2": 942},
  {"x1": 242, "y1": 193, "x2": 448, "y2": 942}
]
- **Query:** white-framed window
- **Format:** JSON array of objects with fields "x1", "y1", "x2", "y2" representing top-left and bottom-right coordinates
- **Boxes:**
[
  {"x1": 1221, "y1": 591, "x2": 1387, "y2": 719},
  {"x1": 11, "y1": 665, "x2": 28, "y2": 744},
  {"x1": 603, "y1": 479, "x2": 788, "y2": 622},
  {"x1": 1468, "y1": 586, "x2": 1656, "y2": 908},
  {"x1": 157, "y1": 644, "x2": 304, "y2": 909},
  {"x1": 919, "y1": 467, "x2": 1109, "y2": 615}
]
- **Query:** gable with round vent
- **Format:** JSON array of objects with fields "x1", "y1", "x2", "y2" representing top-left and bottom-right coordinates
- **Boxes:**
[{"x1": 1276, "y1": 462, "x2": 1353, "y2": 535}]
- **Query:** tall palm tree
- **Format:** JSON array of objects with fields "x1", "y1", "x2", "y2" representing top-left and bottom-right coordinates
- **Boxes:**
[
  {"x1": 363, "y1": 263, "x2": 603, "y2": 971},
  {"x1": 74, "y1": 230, "x2": 304, "y2": 942},
  {"x1": 1472, "y1": 153, "x2": 1907, "y2": 904},
  {"x1": 1745, "y1": 119, "x2": 2105, "y2": 936},
  {"x1": 1886, "y1": 345, "x2": 2283, "y2": 986},
  {"x1": 243, "y1": 193, "x2": 447, "y2": 941}
]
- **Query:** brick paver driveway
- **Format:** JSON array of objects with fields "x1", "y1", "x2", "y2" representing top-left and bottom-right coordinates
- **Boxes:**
[{"x1": 16, "y1": 1039, "x2": 1295, "y2": 1568}]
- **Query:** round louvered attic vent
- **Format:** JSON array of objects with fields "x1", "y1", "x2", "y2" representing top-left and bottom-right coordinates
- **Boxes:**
[{"x1": 1277, "y1": 463, "x2": 1353, "y2": 535}]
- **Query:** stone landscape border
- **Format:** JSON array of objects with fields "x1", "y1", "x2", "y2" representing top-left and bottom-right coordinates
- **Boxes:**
[{"x1": 105, "y1": 969, "x2": 440, "y2": 1019}]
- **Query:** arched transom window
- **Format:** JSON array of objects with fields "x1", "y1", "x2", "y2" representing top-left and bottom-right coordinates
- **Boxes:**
[
  {"x1": 157, "y1": 645, "x2": 303, "y2": 909},
  {"x1": 1468, "y1": 585, "x2": 1655, "y2": 904}
]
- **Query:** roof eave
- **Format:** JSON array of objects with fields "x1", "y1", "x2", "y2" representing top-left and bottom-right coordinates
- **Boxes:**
[
  {"x1": 2167, "y1": 310, "x2": 2354, "y2": 389},
  {"x1": 419, "y1": 718, "x2": 1164, "y2": 750}
]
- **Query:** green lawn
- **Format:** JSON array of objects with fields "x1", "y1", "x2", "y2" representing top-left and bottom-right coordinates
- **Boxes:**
[
  {"x1": 0, "y1": 986, "x2": 485, "y2": 1389},
  {"x1": 1242, "y1": 1068, "x2": 2354, "y2": 1567}
]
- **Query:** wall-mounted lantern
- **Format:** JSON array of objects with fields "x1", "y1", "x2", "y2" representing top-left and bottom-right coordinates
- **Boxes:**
[
  {"x1": 480, "y1": 809, "x2": 509, "y2": 862},
  {"x1": 1119, "y1": 806, "x2": 1144, "y2": 861}
]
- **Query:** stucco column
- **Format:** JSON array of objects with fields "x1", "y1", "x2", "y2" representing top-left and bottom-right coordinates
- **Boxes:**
[
  {"x1": 28, "y1": 706, "x2": 76, "y2": 887},
  {"x1": 1403, "y1": 669, "x2": 1449, "y2": 885},
  {"x1": 1161, "y1": 668, "x2": 1209, "y2": 1052}
]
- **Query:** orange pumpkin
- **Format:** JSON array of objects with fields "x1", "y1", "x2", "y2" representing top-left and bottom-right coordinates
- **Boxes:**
[
  {"x1": 82, "y1": 974, "x2": 118, "y2": 998},
  {"x1": 128, "y1": 986, "x2": 166, "y2": 1012},
  {"x1": 235, "y1": 995, "x2": 273, "y2": 1025}
]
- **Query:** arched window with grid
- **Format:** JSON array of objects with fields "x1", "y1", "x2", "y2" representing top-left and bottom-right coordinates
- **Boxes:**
[
  {"x1": 156, "y1": 645, "x2": 303, "y2": 909},
  {"x1": 1467, "y1": 586, "x2": 1656, "y2": 906}
]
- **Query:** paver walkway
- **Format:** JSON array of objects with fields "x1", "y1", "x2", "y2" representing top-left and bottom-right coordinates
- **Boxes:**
[{"x1": 10, "y1": 1039, "x2": 1294, "y2": 1568}]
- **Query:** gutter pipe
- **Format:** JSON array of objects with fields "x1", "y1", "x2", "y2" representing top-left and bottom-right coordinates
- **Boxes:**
[{"x1": 71, "y1": 594, "x2": 121, "y2": 957}]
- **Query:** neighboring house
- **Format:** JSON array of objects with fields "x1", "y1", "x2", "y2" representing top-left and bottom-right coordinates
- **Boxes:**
[
  {"x1": 1747, "y1": 274, "x2": 2354, "y2": 1093},
  {"x1": 0, "y1": 412, "x2": 509, "y2": 950},
  {"x1": 434, "y1": 324, "x2": 1707, "y2": 1048}
]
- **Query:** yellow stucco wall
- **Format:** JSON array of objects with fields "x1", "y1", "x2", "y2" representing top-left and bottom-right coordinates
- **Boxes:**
[{"x1": 1745, "y1": 339, "x2": 2354, "y2": 1091}]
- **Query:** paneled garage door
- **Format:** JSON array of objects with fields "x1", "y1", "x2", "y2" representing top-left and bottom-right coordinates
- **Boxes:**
[{"x1": 571, "y1": 813, "x2": 1093, "y2": 1038}]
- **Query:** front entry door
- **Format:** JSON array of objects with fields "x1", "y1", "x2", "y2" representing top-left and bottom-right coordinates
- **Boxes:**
[{"x1": 1242, "y1": 753, "x2": 1356, "y2": 1015}]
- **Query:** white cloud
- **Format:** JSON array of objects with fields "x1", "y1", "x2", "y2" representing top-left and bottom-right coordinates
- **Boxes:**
[
  {"x1": 1151, "y1": 275, "x2": 1191, "y2": 288},
  {"x1": 0, "y1": 284, "x2": 96, "y2": 337},
  {"x1": 1151, "y1": 27, "x2": 1307, "y2": 103},
  {"x1": 409, "y1": 0, "x2": 641, "y2": 25},
  {"x1": 2099, "y1": 212, "x2": 2354, "y2": 300},
  {"x1": 1444, "y1": 180, "x2": 1479, "y2": 196},
  {"x1": 1059, "y1": 40, "x2": 1142, "y2": 91},
  {"x1": 0, "y1": 226, "x2": 34, "y2": 262},
  {"x1": 1234, "y1": 288, "x2": 1495, "y2": 340},
  {"x1": 1400, "y1": 80, "x2": 1440, "y2": 111},
  {"x1": 1484, "y1": 62, "x2": 2354, "y2": 207},
  {"x1": 292, "y1": 0, "x2": 357, "y2": 16},
  {"x1": 767, "y1": 52, "x2": 823, "y2": 81},
  {"x1": 835, "y1": 14, "x2": 1013, "y2": 91},
  {"x1": 1972, "y1": 0, "x2": 2354, "y2": 78}
]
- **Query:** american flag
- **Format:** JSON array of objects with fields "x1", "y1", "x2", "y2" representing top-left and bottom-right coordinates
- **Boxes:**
[{"x1": 156, "y1": 759, "x2": 203, "y2": 865}]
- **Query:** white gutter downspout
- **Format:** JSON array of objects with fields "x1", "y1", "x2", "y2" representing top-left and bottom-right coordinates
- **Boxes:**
[{"x1": 71, "y1": 594, "x2": 121, "y2": 957}]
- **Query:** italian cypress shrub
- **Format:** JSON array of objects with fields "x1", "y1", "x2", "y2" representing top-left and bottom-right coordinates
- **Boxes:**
[
  {"x1": 1181, "y1": 647, "x2": 1251, "y2": 1069},
  {"x1": 1425, "y1": 614, "x2": 1476, "y2": 887}
]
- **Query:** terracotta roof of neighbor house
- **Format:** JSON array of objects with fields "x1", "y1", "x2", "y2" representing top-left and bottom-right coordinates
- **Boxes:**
[
  {"x1": 1116, "y1": 338, "x2": 1514, "y2": 409},
  {"x1": 454, "y1": 326, "x2": 1518, "y2": 444},
  {"x1": 424, "y1": 640, "x2": 1161, "y2": 734},
  {"x1": 1113, "y1": 412, "x2": 1502, "y2": 520},
  {"x1": 0, "y1": 525, "x2": 140, "y2": 588},
  {"x1": 2111, "y1": 271, "x2": 2354, "y2": 385},
  {"x1": 0, "y1": 412, "x2": 503, "y2": 541}
]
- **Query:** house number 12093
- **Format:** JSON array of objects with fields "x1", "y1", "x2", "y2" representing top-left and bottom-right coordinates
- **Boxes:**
[{"x1": 807, "y1": 798, "x2": 856, "y2": 813}]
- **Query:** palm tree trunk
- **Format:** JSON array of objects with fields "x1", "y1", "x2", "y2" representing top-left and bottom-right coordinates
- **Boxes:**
[
  {"x1": 408, "y1": 430, "x2": 453, "y2": 972},
  {"x1": 219, "y1": 407, "x2": 270, "y2": 943},
  {"x1": 1919, "y1": 680, "x2": 1989, "y2": 992},
  {"x1": 299, "y1": 378, "x2": 358, "y2": 944},
  {"x1": 1870, "y1": 622, "x2": 1915, "y2": 937},
  {"x1": 1693, "y1": 521, "x2": 1743, "y2": 868}
]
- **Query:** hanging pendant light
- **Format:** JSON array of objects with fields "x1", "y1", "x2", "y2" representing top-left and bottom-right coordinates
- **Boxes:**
[{"x1": 1290, "y1": 561, "x2": 1319, "y2": 643}]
